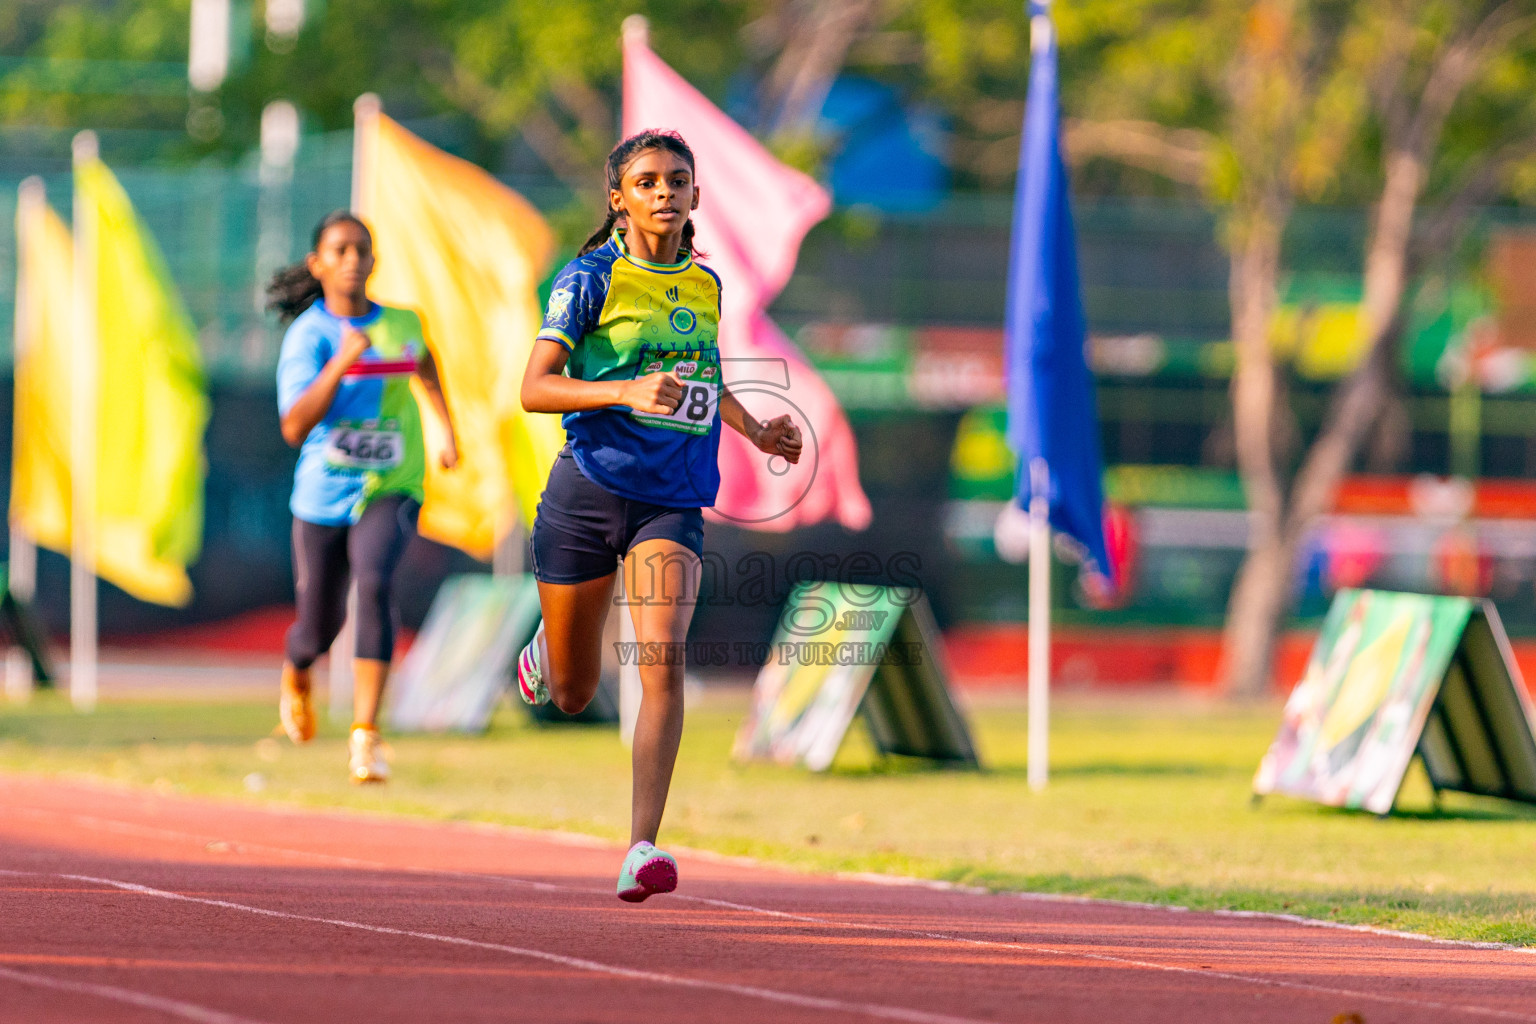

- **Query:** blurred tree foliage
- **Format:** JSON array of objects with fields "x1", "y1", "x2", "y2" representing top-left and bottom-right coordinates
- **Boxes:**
[
  {"x1": 1060, "y1": 0, "x2": 1536, "y2": 208},
  {"x1": 1, "y1": 0, "x2": 753, "y2": 173},
  {"x1": 0, "y1": 0, "x2": 193, "y2": 133},
  {"x1": 4, "y1": 0, "x2": 1533, "y2": 209},
  {"x1": 1056, "y1": 0, "x2": 1536, "y2": 695},
  {"x1": 0, "y1": 0, "x2": 1212, "y2": 192},
  {"x1": 8, "y1": 1, "x2": 1536, "y2": 697}
]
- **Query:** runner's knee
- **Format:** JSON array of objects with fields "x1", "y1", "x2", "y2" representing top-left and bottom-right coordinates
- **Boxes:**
[
  {"x1": 552, "y1": 688, "x2": 594, "y2": 716},
  {"x1": 285, "y1": 623, "x2": 325, "y2": 670},
  {"x1": 548, "y1": 664, "x2": 601, "y2": 715}
]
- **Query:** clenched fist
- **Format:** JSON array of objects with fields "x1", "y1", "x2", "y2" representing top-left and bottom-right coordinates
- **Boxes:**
[
  {"x1": 752, "y1": 414, "x2": 802, "y2": 464},
  {"x1": 337, "y1": 326, "x2": 372, "y2": 368},
  {"x1": 622, "y1": 372, "x2": 685, "y2": 416}
]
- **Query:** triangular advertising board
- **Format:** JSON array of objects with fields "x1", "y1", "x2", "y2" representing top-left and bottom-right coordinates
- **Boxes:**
[
  {"x1": 387, "y1": 573, "x2": 620, "y2": 732},
  {"x1": 1254, "y1": 588, "x2": 1536, "y2": 814},
  {"x1": 387, "y1": 574, "x2": 541, "y2": 732},
  {"x1": 734, "y1": 582, "x2": 980, "y2": 771}
]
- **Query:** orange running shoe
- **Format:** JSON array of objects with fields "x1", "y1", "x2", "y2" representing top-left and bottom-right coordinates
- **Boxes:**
[{"x1": 279, "y1": 662, "x2": 317, "y2": 744}]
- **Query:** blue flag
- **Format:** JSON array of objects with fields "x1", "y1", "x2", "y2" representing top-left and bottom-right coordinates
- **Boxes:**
[{"x1": 1004, "y1": 3, "x2": 1109, "y2": 576}]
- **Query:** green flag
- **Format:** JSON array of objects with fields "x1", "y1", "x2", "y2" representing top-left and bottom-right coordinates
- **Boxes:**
[
  {"x1": 76, "y1": 158, "x2": 209, "y2": 606},
  {"x1": 11, "y1": 190, "x2": 75, "y2": 558}
]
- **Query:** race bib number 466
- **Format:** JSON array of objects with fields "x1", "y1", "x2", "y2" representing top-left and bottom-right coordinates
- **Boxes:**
[
  {"x1": 631, "y1": 351, "x2": 719, "y2": 436},
  {"x1": 325, "y1": 420, "x2": 404, "y2": 472}
]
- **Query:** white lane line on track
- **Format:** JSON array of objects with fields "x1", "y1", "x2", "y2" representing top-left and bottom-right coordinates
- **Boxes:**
[
  {"x1": 678, "y1": 896, "x2": 1536, "y2": 1022},
  {"x1": 3, "y1": 807, "x2": 572, "y2": 893},
  {"x1": 9, "y1": 808, "x2": 1536, "y2": 1021},
  {"x1": 12, "y1": 787, "x2": 1536, "y2": 953},
  {"x1": 51, "y1": 872, "x2": 991, "y2": 1024},
  {"x1": 0, "y1": 963, "x2": 273, "y2": 1024},
  {"x1": 833, "y1": 869, "x2": 1536, "y2": 953}
]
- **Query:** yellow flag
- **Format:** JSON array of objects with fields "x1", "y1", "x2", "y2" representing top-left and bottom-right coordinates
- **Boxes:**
[
  {"x1": 76, "y1": 158, "x2": 210, "y2": 607},
  {"x1": 357, "y1": 111, "x2": 561, "y2": 559},
  {"x1": 10, "y1": 187, "x2": 74, "y2": 555}
]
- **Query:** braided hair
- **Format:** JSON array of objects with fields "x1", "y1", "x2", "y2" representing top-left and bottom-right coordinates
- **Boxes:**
[
  {"x1": 577, "y1": 129, "x2": 704, "y2": 259},
  {"x1": 265, "y1": 210, "x2": 373, "y2": 323}
]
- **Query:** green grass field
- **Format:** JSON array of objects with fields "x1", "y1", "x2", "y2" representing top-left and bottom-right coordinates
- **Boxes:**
[{"x1": 2, "y1": 688, "x2": 1534, "y2": 945}]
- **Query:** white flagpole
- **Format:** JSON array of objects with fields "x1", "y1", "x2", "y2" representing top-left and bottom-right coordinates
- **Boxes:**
[
  {"x1": 351, "y1": 92, "x2": 380, "y2": 213},
  {"x1": 328, "y1": 93, "x2": 381, "y2": 724},
  {"x1": 7, "y1": 177, "x2": 44, "y2": 702},
  {"x1": 623, "y1": 13, "x2": 650, "y2": 48},
  {"x1": 1027, "y1": 457, "x2": 1050, "y2": 791},
  {"x1": 5, "y1": 515, "x2": 37, "y2": 701},
  {"x1": 254, "y1": 100, "x2": 299, "y2": 316},
  {"x1": 1023, "y1": 0, "x2": 1057, "y2": 792},
  {"x1": 492, "y1": 517, "x2": 524, "y2": 577},
  {"x1": 70, "y1": 132, "x2": 99, "y2": 712}
]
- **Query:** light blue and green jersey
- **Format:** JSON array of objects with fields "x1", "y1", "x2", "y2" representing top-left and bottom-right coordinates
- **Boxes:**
[{"x1": 277, "y1": 300, "x2": 427, "y2": 525}]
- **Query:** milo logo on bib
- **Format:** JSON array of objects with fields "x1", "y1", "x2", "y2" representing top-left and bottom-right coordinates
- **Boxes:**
[{"x1": 631, "y1": 346, "x2": 720, "y2": 437}]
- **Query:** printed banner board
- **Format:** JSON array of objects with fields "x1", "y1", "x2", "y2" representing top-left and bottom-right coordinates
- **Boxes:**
[
  {"x1": 388, "y1": 573, "x2": 619, "y2": 732},
  {"x1": 1254, "y1": 588, "x2": 1536, "y2": 813},
  {"x1": 387, "y1": 574, "x2": 542, "y2": 732},
  {"x1": 734, "y1": 582, "x2": 980, "y2": 771}
]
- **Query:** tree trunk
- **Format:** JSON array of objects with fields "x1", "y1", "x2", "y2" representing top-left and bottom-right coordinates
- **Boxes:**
[
  {"x1": 1220, "y1": 206, "x2": 1290, "y2": 697},
  {"x1": 1220, "y1": 532, "x2": 1297, "y2": 698},
  {"x1": 1359, "y1": 151, "x2": 1421, "y2": 342},
  {"x1": 760, "y1": 0, "x2": 880, "y2": 139},
  {"x1": 1219, "y1": 149, "x2": 1423, "y2": 696}
]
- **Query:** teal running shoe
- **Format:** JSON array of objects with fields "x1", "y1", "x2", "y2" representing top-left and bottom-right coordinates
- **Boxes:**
[
  {"x1": 616, "y1": 841, "x2": 678, "y2": 903},
  {"x1": 517, "y1": 623, "x2": 549, "y2": 706}
]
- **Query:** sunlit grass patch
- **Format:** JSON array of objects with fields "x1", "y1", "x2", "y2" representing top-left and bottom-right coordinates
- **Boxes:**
[{"x1": 2, "y1": 687, "x2": 1533, "y2": 945}]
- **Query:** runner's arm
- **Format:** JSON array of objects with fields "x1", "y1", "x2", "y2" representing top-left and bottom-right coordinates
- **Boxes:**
[
  {"x1": 720, "y1": 388, "x2": 802, "y2": 465},
  {"x1": 520, "y1": 338, "x2": 684, "y2": 416},
  {"x1": 414, "y1": 347, "x2": 459, "y2": 469},
  {"x1": 280, "y1": 326, "x2": 371, "y2": 447}
]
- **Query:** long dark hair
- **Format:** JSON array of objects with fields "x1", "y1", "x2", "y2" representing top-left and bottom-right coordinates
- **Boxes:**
[
  {"x1": 577, "y1": 129, "x2": 705, "y2": 259},
  {"x1": 265, "y1": 210, "x2": 373, "y2": 323}
]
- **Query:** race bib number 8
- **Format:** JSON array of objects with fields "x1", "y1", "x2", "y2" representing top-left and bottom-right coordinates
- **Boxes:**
[
  {"x1": 325, "y1": 421, "x2": 404, "y2": 472},
  {"x1": 631, "y1": 352, "x2": 719, "y2": 436}
]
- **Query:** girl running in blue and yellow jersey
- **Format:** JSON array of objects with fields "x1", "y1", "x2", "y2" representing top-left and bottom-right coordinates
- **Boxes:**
[
  {"x1": 268, "y1": 211, "x2": 459, "y2": 784},
  {"x1": 519, "y1": 130, "x2": 802, "y2": 902}
]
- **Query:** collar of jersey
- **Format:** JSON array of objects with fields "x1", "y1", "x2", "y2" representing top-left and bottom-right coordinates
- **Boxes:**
[
  {"x1": 612, "y1": 229, "x2": 693, "y2": 274},
  {"x1": 316, "y1": 298, "x2": 383, "y2": 328}
]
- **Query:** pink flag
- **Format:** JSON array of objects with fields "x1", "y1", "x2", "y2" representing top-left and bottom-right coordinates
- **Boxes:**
[{"x1": 623, "y1": 22, "x2": 872, "y2": 532}]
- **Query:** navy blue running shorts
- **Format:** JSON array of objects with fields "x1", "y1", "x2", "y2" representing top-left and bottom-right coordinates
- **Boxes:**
[{"x1": 530, "y1": 450, "x2": 705, "y2": 585}]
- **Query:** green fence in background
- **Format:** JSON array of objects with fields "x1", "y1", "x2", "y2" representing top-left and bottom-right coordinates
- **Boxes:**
[
  {"x1": 0, "y1": 128, "x2": 352, "y2": 378},
  {"x1": 0, "y1": 127, "x2": 1533, "y2": 387},
  {"x1": 1, "y1": 126, "x2": 1535, "y2": 639},
  {"x1": 0, "y1": 122, "x2": 579, "y2": 379}
]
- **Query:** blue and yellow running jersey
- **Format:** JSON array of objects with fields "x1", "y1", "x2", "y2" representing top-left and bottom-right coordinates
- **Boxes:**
[{"x1": 537, "y1": 230, "x2": 723, "y2": 508}]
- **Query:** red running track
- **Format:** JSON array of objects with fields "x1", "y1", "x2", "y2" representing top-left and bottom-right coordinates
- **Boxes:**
[{"x1": 0, "y1": 774, "x2": 1531, "y2": 1023}]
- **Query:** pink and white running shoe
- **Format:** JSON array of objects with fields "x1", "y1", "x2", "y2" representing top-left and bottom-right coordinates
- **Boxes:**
[
  {"x1": 616, "y1": 841, "x2": 678, "y2": 903},
  {"x1": 517, "y1": 623, "x2": 549, "y2": 706}
]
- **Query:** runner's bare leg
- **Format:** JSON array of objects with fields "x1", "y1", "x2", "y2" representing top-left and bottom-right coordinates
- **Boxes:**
[
  {"x1": 536, "y1": 572, "x2": 618, "y2": 714},
  {"x1": 351, "y1": 658, "x2": 389, "y2": 727},
  {"x1": 623, "y1": 538, "x2": 700, "y2": 846}
]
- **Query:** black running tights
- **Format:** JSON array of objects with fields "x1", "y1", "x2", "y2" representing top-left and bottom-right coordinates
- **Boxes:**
[{"x1": 286, "y1": 494, "x2": 417, "y2": 669}]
